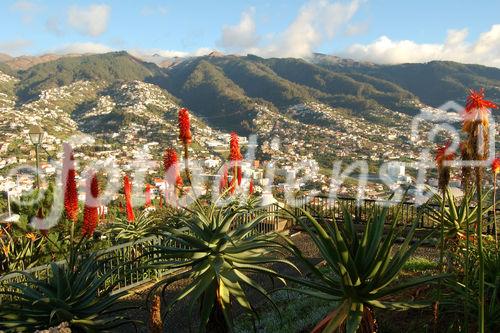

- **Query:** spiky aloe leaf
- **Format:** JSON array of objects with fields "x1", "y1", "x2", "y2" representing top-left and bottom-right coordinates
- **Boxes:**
[
  {"x1": 144, "y1": 198, "x2": 297, "y2": 332},
  {"x1": 283, "y1": 200, "x2": 444, "y2": 333}
]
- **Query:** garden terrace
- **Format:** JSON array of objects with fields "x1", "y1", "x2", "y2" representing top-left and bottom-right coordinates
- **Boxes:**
[{"x1": 0, "y1": 195, "x2": 496, "y2": 298}]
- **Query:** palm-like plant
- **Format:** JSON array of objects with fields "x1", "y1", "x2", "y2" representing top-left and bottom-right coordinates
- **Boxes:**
[
  {"x1": 426, "y1": 188, "x2": 492, "y2": 241},
  {"x1": 0, "y1": 242, "x2": 135, "y2": 332},
  {"x1": 144, "y1": 199, "x2": 296, "y2": 332},
  {"x1": 281, "y1": 204, "x2": 442, "y2": 333},
  {"x1": 107, "y1": 210, "x2": 160, "y2": 243}
]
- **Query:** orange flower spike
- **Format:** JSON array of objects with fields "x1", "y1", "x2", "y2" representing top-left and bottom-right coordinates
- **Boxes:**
[
  {"x1": 463, "y1": 88, "x2": 498, "y2": 131},
  {"x1": 178, "y1": 108, "x2": 192, "y2": 145},
  {"x1": 435, "y1": 141, "x2": 456, "y2": 169},
  {"x1": 25, "y1": 232, "x2": 37, "y2": 242},
  {"x1": 82, "y1": 173, "x2": 100, "y2": 236},
  {"x1": 229, "y1": 132, "x2": 243, "y2": 161},
  {"x1": 492, "y1": 158, "x2": 500, "y2": 174},
  {"x1": 163, "y1": 148, "x2": 183, "y2": 188},
  {"x1": 123, "y1": 175, "x2": 135, "y2": 223}
]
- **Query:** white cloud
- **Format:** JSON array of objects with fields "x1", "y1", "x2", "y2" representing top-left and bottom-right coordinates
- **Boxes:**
[
  {"x1": 343, "y1": 25, "x2": 500, "y2": 67},
  {"x1": 0, "y1": 39, "x2": 32, "y2": 56},
  {"x1": 216, "y1": 0, "x2": 361, "y2": 58},
  {"x1": 129, "y1": 48, "x2": 212, "y2": 60},
  {"x1": 67, "y1": 4, "x2": 111, "y2": 37},
  {"x1": 217, "y1": 7, "x2": 259, "y2": 52},
  {"x1": 55, "y1": 42, "x2": 113, "y2": 54}
]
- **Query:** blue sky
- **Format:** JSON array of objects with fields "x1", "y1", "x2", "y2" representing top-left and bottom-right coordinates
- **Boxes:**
[{"x1": 2, "y1": 0, "x2": 500, "y2": 66}]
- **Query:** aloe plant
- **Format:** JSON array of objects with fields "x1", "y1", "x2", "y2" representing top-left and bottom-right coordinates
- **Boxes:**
[
  {"x1": 442, "y1": 242, "x2": 500, "y2": 331},
  {"x1": 107, "y1": 210, "x2": 161, "y2": 243},
  {"x1": 0, "y1": 242, "x2": 136, "y2": 332},
  {"x1": 144, "y1": 199, "x2": 296, "y2": 332},
  {"x1": 282, "y1": 204, "x2": 442, "y2": 333},
  {"x1": 426, "y1": 188, "x2": 492, "y2": 240}
]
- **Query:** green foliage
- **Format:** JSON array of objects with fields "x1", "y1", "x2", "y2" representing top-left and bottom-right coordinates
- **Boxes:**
[
  {"x1": 426, "y1": 187, "x2": 492, "y2": 240},
  {"x1": 402, "y1": 257, "x2": 438, "y2": 272},
  {"x1": 145, "y1": 199, "x2": 297, "y2": 332},
  {"x1": 0, "y1": 62, "x2": 15, "y2": 76},
  {"x1": 442, "y1": 241, "x2": 500, "y2": 332},
  {"x1": 317, "y1": 57, "x2": 500, "y2": 106},
  {"x1": 164, "y1": 59, "x2": 258, "y2": 134},
  {"x1": 11, "y1": 183, "x2": 55, "y2": 222},
  {"x1": 10, "y1": 51, "x2": 500, "y2": 138},
  {"x1": 283, "y1": 204, "x2": 442, "y2": 333},
  {"x1": 0, "y1": 242, "x2": 135, "y2": 332},
  {"x1": 106, "y1": 210, "x2": 160, "y2": 243},
  {"x1": 17, "y1": 51, "x2": 163, "y2": 101}
]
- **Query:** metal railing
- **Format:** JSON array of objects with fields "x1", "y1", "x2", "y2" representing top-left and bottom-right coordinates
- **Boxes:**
[
  {"x1": 288, "y1": 195, "x2": 498, "y2": 232},
  {"x1": 0, "y1": 203, "x2": 285, "y2": 297}
]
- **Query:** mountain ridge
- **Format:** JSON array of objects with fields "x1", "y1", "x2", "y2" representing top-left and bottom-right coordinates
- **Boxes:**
[{"x1": 1, "y1": 51, "x2": 499, "y2": 135}]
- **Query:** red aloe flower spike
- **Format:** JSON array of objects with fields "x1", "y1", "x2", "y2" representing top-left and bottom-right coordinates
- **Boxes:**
[
  {"x1": 176, "y1": 175, "x2": 183, "y2": 187},
  {"x1": 492, "y1": 158, "x2": 500, "y2": 175},
  {"x1": 63, "y1": 143, "x2": 78, "y2": 223},
  {"x1": 466, "y1": 88, "x2": 498, "y2": 113},
  {"x1": 124, "y1": 175, "x2": 135, "y2": 223},
  {"x1": 145, "y1": 184, "x2": 151, "y2": 207},
  {"x1": 82, "y1": 173, "x2": 100, "y2": 237},
  {"x1": 249, "y1": 178, "x2": 254, "y2": 195},
  {"x1": 229, "y1": 132, "x2": 243, "y2": 192},
  {"x1": 435, "y1": 141, "x2": 455, "y2": 169},
  {"x1": 220, "y1": 165, "x2": 228, "y2": 192},
  {"x1": 229, "y1": 132, "x2": 243, "y2": 161},
  {"x1": 463, "y1": 88, "x2": 498, "y2": 131},
  {"x1": 178, "y1": 108, "x2": 192, "y2": 145},
  {"x1": 237, "y1": 166, "x2": 242, "y2": 186},
  {"x1": 163, "y1": 148, "x2": 182, "y2": 187},
  {"x1": 435, "y1": 141, "x2": 455, "y2": 192}
]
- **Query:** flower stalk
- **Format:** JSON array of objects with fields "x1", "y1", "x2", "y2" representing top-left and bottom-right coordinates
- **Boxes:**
[
  {"x1": 178, "y1": 108, "x2": 192, "y2": 184},
  {"x1": 462, "y1": 88, "x2": 497, "y2": 333},
  {"x1": 82, "y1": 172, "x2": 100, "y2": 237},
  {"x1": 124, "y1": 175, "x2": 135, "y2": 223}
]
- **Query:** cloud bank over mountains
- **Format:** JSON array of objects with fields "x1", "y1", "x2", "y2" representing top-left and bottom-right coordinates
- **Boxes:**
[
  {"x1": 2, "y1": 0, "x2": 500, "y2": 68},
  {"x1": 343, "y1": 25, "x2": 500, "y2": 67}
]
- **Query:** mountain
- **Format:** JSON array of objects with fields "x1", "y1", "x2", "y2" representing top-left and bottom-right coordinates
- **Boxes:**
[
  {"x1": 1, "y1": 51, "x2": 500, "y2": 176},
  {"x1": 156, "y1": 54, "x2": 425, "y2": 132},
  {"x1": 4, "y1": 51, "x2": 500, "y2": 131},
  {"x1": 313, "y1": 54, "x2": 500, "y2": 107},
  {"x1": 0, "y1": 62, "x2": 14, "y2": 76},
  {"x1": 3, "y1": 54, "x2": 64, "y2": 70},
  {"x1": 17, "y1": 51, "x2": 164, "y2": 101},
  {"x1": 0, "y1": 53, "x2": 12, "y2": 63}
]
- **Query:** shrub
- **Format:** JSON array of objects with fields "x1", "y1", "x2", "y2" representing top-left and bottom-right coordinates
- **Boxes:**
[
  {"x1": 282, "y1": 204, "x2": 443, "y2": 333},
  {"x1": 144, "y1": 199, "x2": 296, "y2": 332},
  {"x1": 0, "y1": 242, "x2": 136, "y2": 332}
]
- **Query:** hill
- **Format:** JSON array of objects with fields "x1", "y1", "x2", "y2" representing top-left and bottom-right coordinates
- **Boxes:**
[
  {"x1": 1, "y1": 51, "x2": 500, "y2": 180},
  {"x1": 313, "y1": 54, "x2": 500, "y2": 107},
  {"x1": 17, "y1": 51, "x2": 164, "y2": 101}
]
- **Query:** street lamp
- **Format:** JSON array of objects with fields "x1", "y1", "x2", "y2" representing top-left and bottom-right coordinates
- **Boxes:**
[{"x1": 28, "y1": 125, "x2": 44, "y2": 189}]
